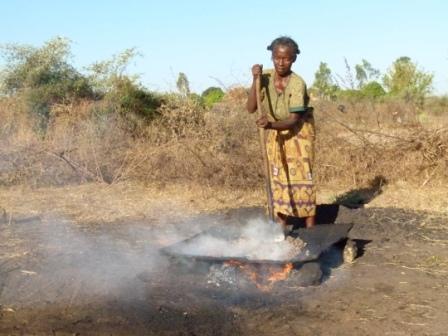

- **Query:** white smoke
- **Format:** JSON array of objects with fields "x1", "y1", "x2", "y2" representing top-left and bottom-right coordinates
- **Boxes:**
[
  {"x1": 0, "y1": 215, "x2": 165, "y2": 307},
  {"x1": 0, "y1": 210, "x2": 304, "y2": 310},
  {"x1": 172, "y1": 217, "x2": 302, "y2": 261}
]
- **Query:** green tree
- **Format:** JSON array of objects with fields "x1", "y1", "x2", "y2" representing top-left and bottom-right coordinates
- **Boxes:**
[
  {"x1": 335, "y1": 59, "x2": 385, "y2": 101},
  {"x1": 201, "y1": 86, "x2": 224, "y2": 108},
  {"x1": 0, "y1": 37, "x2": 93, "y2": 128},
  {"x1": 312, "y1": 62, "x2": 339, "y2": 100},
  {"x1": 355, "y1": 59, "x2": 380, "y2": 88},
  {"x1": 383, "y1": 56, "x2": 433, "y2": 105},
  {"x1": 87, "y1": 48, "x2": 139, "y2": 96}
]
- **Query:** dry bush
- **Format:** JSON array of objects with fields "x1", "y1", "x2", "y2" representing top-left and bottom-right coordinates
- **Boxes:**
[
  {"x1": 0, "y1": 97, "x2": 42, "y2": 186},
  {"x1": 0, "y1": 98, "x2": 134, "y2": 186},
  {"x1": 125, "y1": 91, "x2": 263, "y2": 188},
  {"x1": 0, "y1": 93, "x2": 447, "y2": 190},
  {"x1": 0, "y1": 97, "x2": 38, "y2": 146},
  {"x1": 314, "y1": 99, "x2": 420, "y2": 129},
  {"x1": 0, "y1": 92, "x2": 262, "y2": 188},
  {"x1": 314, "y1": 100, "x2": 447, "y2": 187}
]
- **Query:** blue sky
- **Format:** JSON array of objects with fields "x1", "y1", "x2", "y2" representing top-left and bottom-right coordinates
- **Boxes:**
[{"x1": 1, "y1": 0, "x2": 447, "y2": 94}]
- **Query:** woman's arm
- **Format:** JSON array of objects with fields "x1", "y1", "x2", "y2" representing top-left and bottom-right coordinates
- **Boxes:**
[
  {"x1": 256, "y1": 113, "x2": 301, "y2": 131},
  {"x1": 246, "y1": 64, "x2": 263, "y2": 113}
]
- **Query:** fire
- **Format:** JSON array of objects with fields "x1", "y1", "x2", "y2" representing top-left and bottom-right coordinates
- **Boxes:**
[
  {"x1": 267, "y1": 262, "x2": 293, "y2": 282},
  {"x1": 224, "y1": 260, "x2": 293, "y2": 291}
]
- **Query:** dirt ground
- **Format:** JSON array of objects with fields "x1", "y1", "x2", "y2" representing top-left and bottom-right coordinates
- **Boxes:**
[{"x1": 0, "y1": 182, "x2": 447, "y2": 335}]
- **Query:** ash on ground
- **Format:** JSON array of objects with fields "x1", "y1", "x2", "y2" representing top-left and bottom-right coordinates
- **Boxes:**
[{"x1": 206, "y1": 263, "x2": 240, "y2": 288}]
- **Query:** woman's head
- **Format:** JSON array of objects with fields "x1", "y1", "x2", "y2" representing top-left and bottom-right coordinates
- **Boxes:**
[{"x1": 267, "y1": 36, "x2": 300, "y2": 77}]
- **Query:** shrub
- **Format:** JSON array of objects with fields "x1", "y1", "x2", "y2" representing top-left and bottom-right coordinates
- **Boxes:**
[
  {"x1": 201, "y1": 87, "x2": 225, "y2": 108},
  {"x1": 107, "y1": 77, "x2": 161, "y2": 120},
  {"x1": 0, "y1": 37, "x2": 94, "y2": 131},
  {"x1": 360, "y1": 81, "x2": 386, "y2": 99},
  {"x1": 87, "y1": 48, "x2": 161, "y2": 133}
]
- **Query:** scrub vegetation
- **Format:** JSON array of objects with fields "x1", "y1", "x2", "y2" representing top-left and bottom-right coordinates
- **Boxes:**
[{"x1": 0, "y1": 37, "x2": 446, "y2": 190}]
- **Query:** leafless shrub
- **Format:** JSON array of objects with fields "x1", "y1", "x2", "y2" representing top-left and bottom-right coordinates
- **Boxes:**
[{"x1": 314, "y1": 100, "x2": 447, "y2": 187}]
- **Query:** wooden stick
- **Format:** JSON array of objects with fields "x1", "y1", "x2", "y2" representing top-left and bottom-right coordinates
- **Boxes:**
[{"x1": 255, "y1": 75, "x2": 274, "y2": 222}]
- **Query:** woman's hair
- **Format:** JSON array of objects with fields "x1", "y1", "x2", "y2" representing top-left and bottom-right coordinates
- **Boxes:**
[{"x1": 267, "y1": 36, "x2": 300, "y2": 55}]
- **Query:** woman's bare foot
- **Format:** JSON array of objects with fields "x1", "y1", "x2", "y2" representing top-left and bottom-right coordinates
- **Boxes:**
[
  {"x1": 305, "y1": 216, "x2": 315, "y2": 228},
  {"x1": 276, "y1": 212, "x2": 291, "y2": 237}
]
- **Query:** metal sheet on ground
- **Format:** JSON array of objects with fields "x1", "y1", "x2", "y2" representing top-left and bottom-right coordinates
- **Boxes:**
[{"x1": 160, "y1": 223, "x2": 353, "y2": 265}]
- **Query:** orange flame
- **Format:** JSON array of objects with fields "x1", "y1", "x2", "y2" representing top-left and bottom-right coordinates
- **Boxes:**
[
  {"x1": 224, "y1": 260, "x2": 293, "y2": 292},
  {"x1": 267, "y1": 263, "x2": 293, "y2": 282}
]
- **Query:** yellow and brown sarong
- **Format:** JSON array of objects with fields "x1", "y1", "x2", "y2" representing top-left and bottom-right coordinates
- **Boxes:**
[{"x1": 266, "y1": 119, "x2": 316, "y2": 218}]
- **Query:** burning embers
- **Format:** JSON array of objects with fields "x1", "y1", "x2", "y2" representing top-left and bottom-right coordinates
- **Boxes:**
[
  {"x1": 223, "y1": 260, "x2": 293, "y2": 292},
  {"x1": 206, "y1": 260, "x2": 323, "y2": 291}
]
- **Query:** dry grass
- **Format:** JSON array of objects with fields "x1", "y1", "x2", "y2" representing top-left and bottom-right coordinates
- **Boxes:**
[
  {"x1": 0, "y1": 180, "x2": 446, "y2": 226},
  {"x1": 0, "y1": 182, "x2": 265, "y2": 223}
]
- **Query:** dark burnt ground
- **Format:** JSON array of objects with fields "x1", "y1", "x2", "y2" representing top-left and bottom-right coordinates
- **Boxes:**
[{"x1": 0, "y1": 205, "x2": 447, "y2": 335}]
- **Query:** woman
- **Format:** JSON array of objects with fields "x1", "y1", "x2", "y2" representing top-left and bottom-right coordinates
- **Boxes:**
[{"x1": 246, "y1": 36, "x2": 316, "y2": 231}]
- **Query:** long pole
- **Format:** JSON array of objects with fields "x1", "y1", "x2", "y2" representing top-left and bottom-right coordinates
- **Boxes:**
[{"x1": 255, "y1": 75, "x2": 274, "y2": 222}]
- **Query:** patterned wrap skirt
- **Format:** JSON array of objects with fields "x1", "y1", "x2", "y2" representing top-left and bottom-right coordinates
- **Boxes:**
[{"x1": 266, "y1": 121, "x2": 316, "y2": 218}]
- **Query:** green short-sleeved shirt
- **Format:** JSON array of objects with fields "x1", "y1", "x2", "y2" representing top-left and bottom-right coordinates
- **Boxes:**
[{"x1": 260, "y1": 69, "x2": 309, "y2": 121}]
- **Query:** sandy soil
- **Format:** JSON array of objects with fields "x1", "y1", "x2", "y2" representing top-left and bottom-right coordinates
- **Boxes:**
[{"x1": 0, "y1": 183, "x2": 447, "y2": 335}]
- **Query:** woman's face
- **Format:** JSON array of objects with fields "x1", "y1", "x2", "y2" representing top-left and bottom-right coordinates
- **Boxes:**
[{"x1": 272, "y1": 45, "x2": 296, "y2": 76}]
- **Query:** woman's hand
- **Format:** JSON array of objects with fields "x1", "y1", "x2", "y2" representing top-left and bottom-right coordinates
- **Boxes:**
[
  {"x1": 256, "y1": 114, "x2": 271, "y2": 129},
  {"x1": 251, "y1": 64, "x2": 263, "y2": 78}
]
